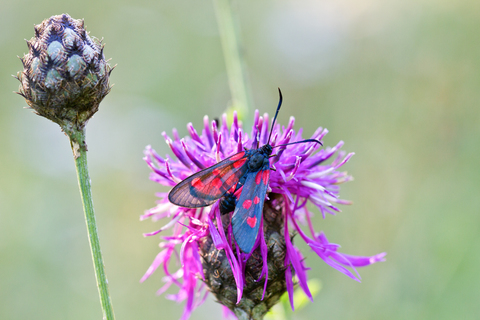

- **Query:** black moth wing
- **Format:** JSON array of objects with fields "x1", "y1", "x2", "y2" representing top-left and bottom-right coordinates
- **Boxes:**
[{"x1": 168, "y1": 151, "x2": 249, "y2": 208}]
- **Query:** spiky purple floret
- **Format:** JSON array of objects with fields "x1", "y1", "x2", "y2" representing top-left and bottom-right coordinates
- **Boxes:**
[{"x1": 142, "y1": 110, "x2": 385, "y2": 319}]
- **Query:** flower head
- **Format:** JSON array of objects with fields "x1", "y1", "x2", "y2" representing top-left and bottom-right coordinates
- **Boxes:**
[
  {"x1": 16, "y1": 13, "x2": 113, "y2": 135},
  {"x1": 142, "y1": 110, "x2": 385, "y2": 319}
]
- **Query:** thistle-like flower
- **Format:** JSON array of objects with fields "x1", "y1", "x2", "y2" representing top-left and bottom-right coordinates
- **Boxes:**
[
  {"x1": 142, "y1": 110, "x2": 386, "y2": 320},
  {"x1": 16, "y1": 13, "x2": 113, "y2": 135}
]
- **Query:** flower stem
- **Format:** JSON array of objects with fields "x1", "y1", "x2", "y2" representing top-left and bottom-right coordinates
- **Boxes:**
[
  {"x1": 213, "y1": 0, "x2": 254, "y2": 119},
  {"x1": 68, "y1": 127, "x2": 116, "y2": 320}
]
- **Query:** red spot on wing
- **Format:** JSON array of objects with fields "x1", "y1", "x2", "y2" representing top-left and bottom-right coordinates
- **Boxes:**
[
  {"x1": 242, "y1": 199, "x2": 252, "y2": 209},
  {"x1": 227, "y1": 184, "x2": 237, "y2": 193},
  {"x1": 247, "y1": 217, "x2": 257, "y2": 228},
  {"x1": 254, "y1": 196, "x2": 260, "y2": 204},
  {"x1": 262, "y1": 170, "x2": 269, "y2": 185},
  {"x1": 230, "y1": 152, "x2": 245, "y2": 161},
  {"x1": 255, "y1": 171, "x2": 262, "y2": 185},
  {"x1": 225, "y1": 171, "x2": 244, "y2": 185},
  {"x1": 233, "y1": 158, "x2": 247, "y2": 169},
  {"x1": 192, "y1": 177, "x2": 204, "y2": 189},
  {"x1": 234, "y1": 186, "x2": 243, "y2": 197},
  {"x1": 212, "y1": 177, "x2": 223, "y2": 189},
  {"x1": 225, "y1": 173, "x2": 238, "y2": 186}
]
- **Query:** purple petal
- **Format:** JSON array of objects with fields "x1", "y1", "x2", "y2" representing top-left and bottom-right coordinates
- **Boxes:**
[
  {"x1": 207, "y1": 211, "x2": 225, "y2": 249},
  {"x1": 215, "y1": 208, "x2": 244, "y2": 302},
  {"x1": 260, "y1": 112, "x2": 269, "y2": 144},
  {"x1": 231, "y1": 111, "x2": 239, "y2": 141},
  {"x1": 212, "y1": 119, "x2": 219, "y2": 149},
  {"x1": 236, "y1": 129, "x2": 243, "y2": 153},
  {"x1": 203, "y1": 115, "x2": 214, "y2": 148},
  {"x1": 187, "y1": 122, "x2": 204, "y2": 147},
  {"x1": 222, "y1": 306, "x2": 237, "y2": 319},
  {"x1": 335, "y1": 252, "x2": 387, "y2": 267},
  {"x1": 181, "y1": 140, "x2": 206, "y2": 170},
  {"x1": 309, "y1": 243, "x2": 361, "y2": 281},
  {"x1": 140, "y1": 249, "x2": 170, "y2": 282},
  {"x1": 284, "y1": 265, "x2": 295, "y2": 310},
  {"x1": 257, "y1": 219, "x2": 269, "y2": 300},
  {"x1": 284, "y1": 202, "x2": 312, "y2": 300},
  {"x1": 165, "y1": 136, "x2": 192, "y2": 169}
]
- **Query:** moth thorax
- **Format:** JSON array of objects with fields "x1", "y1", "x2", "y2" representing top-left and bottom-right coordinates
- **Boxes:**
[{"x1": 248, "y1": 153, "x2": 265, "y2": 171}]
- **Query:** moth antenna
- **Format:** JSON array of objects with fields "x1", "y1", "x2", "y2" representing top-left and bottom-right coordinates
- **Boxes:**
[
  {"x1": 267, "y1": 88, "x2": 283, "y2": 145},
  {"x1": 273, "y1": 138, "x2": 323, "y2": 148}
]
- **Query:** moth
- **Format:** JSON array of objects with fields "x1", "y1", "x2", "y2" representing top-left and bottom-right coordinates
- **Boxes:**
[{"x1": 168, "y1": 89, "x2": 321, "y2": 253}]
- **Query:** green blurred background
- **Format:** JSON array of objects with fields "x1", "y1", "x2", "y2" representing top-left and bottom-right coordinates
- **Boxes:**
[{"x1": 1, "y1": 0, "x2": 479, "y2": 319}]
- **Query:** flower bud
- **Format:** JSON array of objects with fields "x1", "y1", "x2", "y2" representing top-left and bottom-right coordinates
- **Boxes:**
[{"x1": 16, "y1": 13, "x2": 113, "y2": 133}]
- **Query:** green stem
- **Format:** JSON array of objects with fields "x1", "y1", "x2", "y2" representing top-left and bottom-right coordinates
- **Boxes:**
[
  {"x1": 213, "y1": 0, "x2": 254, "y2": 119},
  {"x1": 68, "y1": 128, "x2": 115, "y2": 320}
]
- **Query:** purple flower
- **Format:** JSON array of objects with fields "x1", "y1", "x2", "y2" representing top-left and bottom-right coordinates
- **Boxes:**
[{"x1": 141, "y1": 110, "x2": 385, "y2": 319}]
